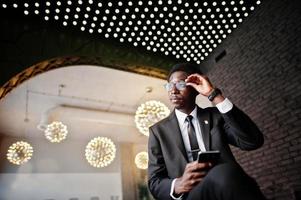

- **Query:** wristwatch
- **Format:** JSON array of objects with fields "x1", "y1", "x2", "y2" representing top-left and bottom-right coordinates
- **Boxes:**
[{"x1": 208, "y1": 88, "x2": 222, "y2": 101}]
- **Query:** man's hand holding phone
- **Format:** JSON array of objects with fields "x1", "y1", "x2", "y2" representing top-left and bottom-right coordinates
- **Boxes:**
[
  {"x1": 174, "y1": 161, "x2": 212, "y2": 195},
  {"x1": 174, "y1": 150, "x2": 220, "y2": 195}
]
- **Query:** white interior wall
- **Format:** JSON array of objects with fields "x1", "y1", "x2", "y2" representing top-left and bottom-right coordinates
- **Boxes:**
[
  {"x1": 0, "y1": 136, "x2": 123, "y2": 200},
  {"x1": 0, "y1": 173, "x2": 122, "y2": 200}
]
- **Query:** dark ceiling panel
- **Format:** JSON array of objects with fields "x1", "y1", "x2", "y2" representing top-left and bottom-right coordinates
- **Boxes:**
[{"x1": 0, "y1": 0, "x2": 262, "y2": 64}]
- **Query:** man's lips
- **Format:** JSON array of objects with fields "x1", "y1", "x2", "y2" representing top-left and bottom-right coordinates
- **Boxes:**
[{"x1": 170, "y1": 96, "x2": 183, "y2": 102}]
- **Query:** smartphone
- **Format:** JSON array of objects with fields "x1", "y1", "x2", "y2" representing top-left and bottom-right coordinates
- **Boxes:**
[{"x1": 197, "y1": 150, "x2": 220, "y2": 163}]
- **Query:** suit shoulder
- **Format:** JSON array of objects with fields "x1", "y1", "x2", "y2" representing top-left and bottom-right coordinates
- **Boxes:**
[
  {"x1": 201, "y1": 106, "x2": 223, "y2": 122},
  {"x1": 202, "y1": 106, "x2": 220, "y2": 115},
  {"x1": 150, "y1": 115, "x2": 171, "y2": 130}
]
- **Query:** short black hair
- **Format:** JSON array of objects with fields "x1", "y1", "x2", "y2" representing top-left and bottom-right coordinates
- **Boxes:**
[{"x1": 167, "y1": 63, "x2": 203, "y2": 81}]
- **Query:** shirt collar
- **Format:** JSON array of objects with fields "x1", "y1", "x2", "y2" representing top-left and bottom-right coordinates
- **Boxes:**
[{"x1": 175, "y1": 106, "x2": 198, "y2": 127}]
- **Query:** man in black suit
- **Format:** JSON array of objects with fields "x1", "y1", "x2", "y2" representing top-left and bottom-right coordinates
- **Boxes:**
[{"x1": 148, "y1": 63, "x2": 266, "y2": 200}]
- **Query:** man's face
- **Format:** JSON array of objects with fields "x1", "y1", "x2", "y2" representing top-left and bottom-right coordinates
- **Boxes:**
[{"x1": 167, "y1": 71, "x2": 197, "y2": 110}]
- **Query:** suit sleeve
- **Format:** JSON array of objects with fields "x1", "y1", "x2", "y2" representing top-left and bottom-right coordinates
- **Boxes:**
[
  {"x1": 220, "y1": 105, "x2": 264, "y2": 150},
  {"x1": 148, "y1": 127, "x2": 173, "y2": 200}
]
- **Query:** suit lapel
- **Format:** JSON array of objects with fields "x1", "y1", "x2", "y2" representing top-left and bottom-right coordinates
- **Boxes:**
[
  {"x1": 168, "y1": 111, "x2": 189, "y2": 162},
  {"x1": 197, "y1": 107, "x2": 211, "y2": 151}
]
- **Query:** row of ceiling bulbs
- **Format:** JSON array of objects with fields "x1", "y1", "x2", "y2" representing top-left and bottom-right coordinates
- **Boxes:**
[
  {"x1": 2, "y1": 0, "x2": 261, "y2": 8},
  {"x1": 1, "y1": 0, "x2": 261, "y2": 63}
]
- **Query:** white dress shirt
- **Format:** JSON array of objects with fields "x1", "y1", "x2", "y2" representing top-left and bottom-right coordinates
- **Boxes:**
[
  {"x1": 175, "y1": 107, "x2": 207, "y2": 162},
  {"x1": 170, "y1": 98, "x2": 233, "y2": 199}
]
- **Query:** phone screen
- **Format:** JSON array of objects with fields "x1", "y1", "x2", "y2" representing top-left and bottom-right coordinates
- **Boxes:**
[{"x1": 197, "y1": 150, "x2": 220, "y2": 163}]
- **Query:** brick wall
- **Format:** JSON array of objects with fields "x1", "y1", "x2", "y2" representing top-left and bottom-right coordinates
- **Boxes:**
[{"x1": 206, "y1": 0, "x2": 301, "y2": 199}]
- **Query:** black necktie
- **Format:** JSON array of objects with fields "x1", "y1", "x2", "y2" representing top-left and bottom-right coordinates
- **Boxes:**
[{"x1": 186, "y1": 115, "x2": 199, "y2": 161}]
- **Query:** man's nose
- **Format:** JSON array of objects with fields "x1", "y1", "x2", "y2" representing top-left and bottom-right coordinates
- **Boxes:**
[{"x1": 170, "y1": 85, "x2": 179, "y2": 94}]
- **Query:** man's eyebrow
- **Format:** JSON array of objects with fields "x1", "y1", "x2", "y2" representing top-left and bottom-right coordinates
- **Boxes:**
[
  {"x1": 171, "y1": 78, "x2": 186, "y2": 81},
  {"x1": 169, "y1": 79, "x2": 186, "y2": 83}
]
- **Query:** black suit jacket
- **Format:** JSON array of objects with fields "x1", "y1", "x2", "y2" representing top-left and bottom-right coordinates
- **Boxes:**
[{"x1": 148, "y1": 105, "x2": 264, "y2": 200}]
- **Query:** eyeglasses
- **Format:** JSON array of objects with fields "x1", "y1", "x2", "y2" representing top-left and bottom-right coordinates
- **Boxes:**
[{"x1": 164, "y1": 80, "x2": 187, "y2": 91}]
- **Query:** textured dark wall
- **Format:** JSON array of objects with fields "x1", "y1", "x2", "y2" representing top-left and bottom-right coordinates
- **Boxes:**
[{"x1": 206, "y1": 0, "x2": 301, "y2": 199}]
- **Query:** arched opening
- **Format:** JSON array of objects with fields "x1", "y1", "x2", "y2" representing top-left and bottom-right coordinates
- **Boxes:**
[
  {"x1": 0, "y1": 59, "x2": 212, "y2": 199},
  {"x1": 0, "y1": 56, "x2": 168, "y2": 100}
]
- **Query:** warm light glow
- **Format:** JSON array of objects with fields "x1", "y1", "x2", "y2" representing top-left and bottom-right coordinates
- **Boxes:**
[
  {"x1": 85, "y1": 137, "x2": 116, "y2": 168},
  {"x1": 135, "y1": 151, "x2": 148, "y2": 169},
  {"x1": 135, "y1": 100, "x2": 170, "y2": 136},
  {"x1": 44, "y1": 121, "x2": 68, "y2": 143},
  {"x1": 7, "y1": 141, "x2": 33, "y2": 165}
]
